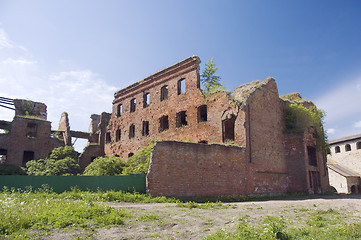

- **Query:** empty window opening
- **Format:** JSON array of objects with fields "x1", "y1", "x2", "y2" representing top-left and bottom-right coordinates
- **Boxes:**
[
  {"x1": 335, "y1": 146, "x2": 340, "y2": 153},
  {"x1": 222, "y1": 114, "x2": 236, "y2": 143},
  {"x1": 177, "y1": 79, "x2": 186, "y2": 95},
  {"x1": 199, "y1": 140, "x2": 208, "y2": 144},
  {"x1": 197, "y1": 105, "x2": 207, "y2": 123},
  {"x1": 160, "y1": 85, "x2": 168, "y2": 101},
  {"x1": 105, "y1": 132, "x2": 111, "y2": 144},
  {"x1": 0, "y1": 149, "x2": 7, "y2": 163},
  {"x1": 176, "y1": 111, "x2": 188, "y2": 128},
  {"x1": 22, "y1": 151, "x2": 34, "y2": 167},
  {"x1": 307, "y1": 146, "x2": 317, "y2": 167},
  {"x1": 357, "y1": 142, "x2": 361, "y2": 150},
  {"x1": 345, "y1": 144, "x2": 351, "y2": 152},
  {"x1": 128, "y1": 153, "x2": 134, "y2": 158},
  {"x1": 26, "y1": 123, "x2": 37, "y2": 138},
  {"x1": 130, "y1": 98, "x2": 136, "y2": 112},
  {"x1": 91, "y1": 156, "x2": 97, "y2": 163},
  {"x1": 143, "y1": 92, "x2": 150, "y2": 108},
  {"x1": 142, "y1": 121, "x2": 149, "y2": 136},
  {"x1": 159, "y1": 115, "x2": 169, "y2": 132},
  {"x1": 129, "y1": 124, "x2": 135, "y2": 139},
  {"x1": 116, "y1": 129, "x2": 121, "y2": 142},
  {"x1": 117, "y1": 104, "x2": 122, "y2": 117}
]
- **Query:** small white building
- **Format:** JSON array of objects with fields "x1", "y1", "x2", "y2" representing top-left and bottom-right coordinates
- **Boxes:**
[{"x1": 327, "y1": 133, "x2": 361, "y2": 193}]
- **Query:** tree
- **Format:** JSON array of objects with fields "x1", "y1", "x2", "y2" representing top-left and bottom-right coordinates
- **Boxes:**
[
  {"x1": 201, "y1": 58, "x2": 224, "y2": 96},
  {"x1": 83, "y1": 156, "x2": 127, "y2": 176},
  {"x1": 26, "y1": 146, "x2": 80, "y2": 175}
]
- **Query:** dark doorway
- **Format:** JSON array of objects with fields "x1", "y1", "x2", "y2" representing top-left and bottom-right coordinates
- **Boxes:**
[
  {"x1": 222, "y1": 115, "x2": 236, "y2": 143},
  {"x1": 22, "y1": 151, "x2": 34, "y2": 167}
]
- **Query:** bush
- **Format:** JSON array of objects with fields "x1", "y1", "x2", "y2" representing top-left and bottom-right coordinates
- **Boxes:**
[
  {"x1": 83, "y1": 156, "x2": 127, "y2": 175},
  {"x1": 0, "y1": 163, "x2": 26, "y2": 175},
  {"x1": 26, "y1": 146, "x2": 80, "y2": 175},
  {"x1": 122, "y1": 144, "x2": 153, "y2": 175}
]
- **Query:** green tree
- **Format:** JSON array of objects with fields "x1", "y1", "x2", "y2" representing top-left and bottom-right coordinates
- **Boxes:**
[
  {"x1": 26, "y1": 146, "x2": 80, "y2": 175},
  {"x1": 83, "y1": 156, "x2": 127, "y2": 176},
  {"x1": 122, "y1": 144, "x2": 153, "y2": 175},
  {"x1": 201, "y1": 58, "x2": 224, "y2": 96}
]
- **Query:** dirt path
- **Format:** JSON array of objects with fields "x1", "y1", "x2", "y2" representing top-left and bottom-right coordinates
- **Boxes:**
[{"x1": 93, "y1": 195, "x2": 361, "y2": 239}]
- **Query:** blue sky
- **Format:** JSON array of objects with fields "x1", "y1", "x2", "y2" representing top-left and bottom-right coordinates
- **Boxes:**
[{"x1": 1, "y1": 0, "x2": 361, "y2": 150}]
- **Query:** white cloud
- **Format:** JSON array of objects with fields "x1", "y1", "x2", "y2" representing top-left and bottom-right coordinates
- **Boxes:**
[
  {"x1": 0, "y1": 28, "x2": 117, "y2": 151},
  {"x1": 353, "y1": 121, "x2": 361, "y2": 128},
  {"x1": 327, "y1": 128, "x2": 336, "y2": 134},
  {"x1": 1, "y1": 58, "x2": 37, "y2": 65}
]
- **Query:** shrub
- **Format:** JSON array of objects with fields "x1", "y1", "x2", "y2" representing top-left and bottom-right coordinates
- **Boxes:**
[
  {"x1": 83, "y1": 156, "x2": 127, "y2": 175},
  {"x1": 122, "y1": 144, "x2": 153, "y2": 175},
  {"x1": 26, "y1": 146, "x2": 80, "y2": 175}
]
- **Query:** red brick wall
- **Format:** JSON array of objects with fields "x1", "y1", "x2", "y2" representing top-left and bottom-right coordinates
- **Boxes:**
[
  {"x1": 107, "y1": 57, "x2": 245, "y2": 158},
  {"x1": 147, "y1": 141, "x2": 248, "y2": 197}
]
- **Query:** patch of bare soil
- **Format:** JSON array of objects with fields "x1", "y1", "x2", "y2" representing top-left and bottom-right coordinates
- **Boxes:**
[{"x1": 94, "y1": 195, "x2": 361, "y2": 240}]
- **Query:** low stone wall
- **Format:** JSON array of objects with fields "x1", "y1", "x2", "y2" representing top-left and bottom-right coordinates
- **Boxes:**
[{"x1": 146, "y1": 141, "x2": 247, "y2": 197}]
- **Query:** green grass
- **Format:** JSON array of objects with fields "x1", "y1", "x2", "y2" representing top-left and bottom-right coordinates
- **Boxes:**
[
  {"x1": 0, "y1": 188, "x2": 132, "y2": 238},
  {"x1": 204, "y1": 208, "x2": 361, "y2": 239}
]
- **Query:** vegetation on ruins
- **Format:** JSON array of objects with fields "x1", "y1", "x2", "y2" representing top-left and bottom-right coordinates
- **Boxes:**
[
  {"x1": 201, "y1": 58, "x2": 224, "y2": 96},
  {"x1": 0, "y1": 163, "x2": 26, "y2": 175},
  {"x1": 284, "y1": 103, "x2": 329, "y2": 153},
  {"x1": 26, "y1": 146, "x2": 80, "y2": 176},
  {"x1": 83, "y1": 143, "x2": 153, "y2": 176},
  {"x1": 83, "y1": 156, "x2": 127, "y2": 175},
  {"x1": 21, "y1": 99, "x2": 34, "y2": 116}
]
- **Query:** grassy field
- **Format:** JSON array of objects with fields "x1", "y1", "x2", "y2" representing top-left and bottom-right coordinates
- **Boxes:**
[{"x1": 1, "y1": 188, "x2": 361, "y2": 239}]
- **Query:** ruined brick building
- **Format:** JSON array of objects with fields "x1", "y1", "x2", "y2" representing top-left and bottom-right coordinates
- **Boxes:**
[
  {"x1": 327, "y1": 134, "x2": 361, "y2": 193},
  {"x1": 0, "y1": 99, "x2": 64, "y2": 166},
  {"x1": 105, "y1": 56, "x2": 329, "y2": 196}
]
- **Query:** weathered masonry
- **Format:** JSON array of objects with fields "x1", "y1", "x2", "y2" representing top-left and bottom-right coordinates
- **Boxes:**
[
  {"x1": 107, "y1": 56, "x2": 329, "y2": 196},
  {"x1": 0, "y1": 99, "x2": 64, "y2": 166},
  {"x1": 327, "y1": 134, "x2": 361, "y2": 194}
]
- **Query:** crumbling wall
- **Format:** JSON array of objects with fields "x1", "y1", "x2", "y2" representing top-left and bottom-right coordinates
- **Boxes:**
[
  {"x1": 0, "y1": 116, "x2": 64, "y2": 166},
  {"x1": 242, "y1": 78, "x2": 289, "y2": 194},
  {"x1": 13, "y1": 99, "x2": 47, "y2": 120},
  {"x1": 107, "y1": 56, "x2": 246, "y2": 158},
  {"x1": 147, "y1": 141, "x2": 247, "y2": 197}
]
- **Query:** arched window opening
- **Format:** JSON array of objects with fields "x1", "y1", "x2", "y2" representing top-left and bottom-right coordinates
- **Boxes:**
[
  {"x1": 128, "y1": 153, "x2": 134, "y2": 158},
  {"x1": 176, "y1": 111, "x2": 187, "y2": 128},
  {"x1": 117, "y1": 104, "x2": 122, "y2": 117},
  {"x1": 129, "y1": 124, "x2": 135, "y2": 139},
  {"x1": 159, "y1": 115, "x2": 169, "y2": 132},
  {"x1": 160, "y1": 85, "x2": 168, "y2": 101},
  {"x1": 197, "y1": 105, "x2": 207, "y2": 123},
  {"x1": 26, "y1": 123, "x2": 37, "y2": 138},
  {"x1": 22, "y1": 151, "x2": 34, "y2": 167},
  {"x1": 335, "y1": 146, "x2": 340, "y2": 153},
  {"x1": 105, "y1": 132, "x2": 111, "y2": 144},
  {"x1": 143, "y1": 92, "x2": 150, "y2": 108},
  {"x1": 0, "y1": 149, "x2": 7, "y2": 163},
  {"x1": 177, "y1": 78, "x2": 186, "y2": 95},
  {"x1": 142, "y1": 121, "x2": 149, "y2": 136},
  {"x1": 222, "y1": 114, "x2": 236, "y2": 143},
  {"x1": 345, "y1": 144, "x2": 351, "y2": 152},
  {"x1": 351, "y1": 185, "x2": 357, "y2": 194},
  {"x1": 199, "y1": 140, "x2": 208, "y2": 144},
  {"x1": 307, "y1": 146, "x2": 317, "y2": 167},
  {"x1": 116, "y1": 129, "x2": 121, "y2": 142},
  {"x1": 130, "y1": 98, "x2": 136, "y2": 112}
]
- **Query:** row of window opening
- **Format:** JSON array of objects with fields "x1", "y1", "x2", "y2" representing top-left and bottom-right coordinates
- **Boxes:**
[
  {"x1": 117, "y1": 79, "x2": 186, "y2": 117},
  {"x1": 334, "y1": 142, "x2": 361, "y2": 153},
  {"x1": 107, "y1": 105, "x2": 207, "y2": 143}
]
